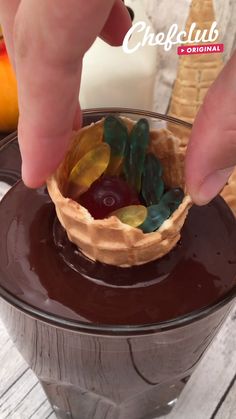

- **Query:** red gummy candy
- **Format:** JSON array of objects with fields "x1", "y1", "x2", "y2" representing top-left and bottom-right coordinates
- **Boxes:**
[{"x1": 79, "y1": 176, "x2": 140, "y2": 219}]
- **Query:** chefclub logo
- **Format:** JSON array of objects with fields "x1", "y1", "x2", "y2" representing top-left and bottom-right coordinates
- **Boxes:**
[{"x1": 123, "y1": 21, "x2": 224, "y2": 56}]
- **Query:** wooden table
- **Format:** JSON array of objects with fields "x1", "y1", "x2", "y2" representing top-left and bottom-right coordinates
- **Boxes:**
[{"x1": 0, "y1": 306, "x2": 235, "y2": 419}]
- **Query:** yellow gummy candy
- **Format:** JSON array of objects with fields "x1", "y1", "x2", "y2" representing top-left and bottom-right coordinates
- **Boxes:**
[
  {"x1": 68, "y1": 143, "x2": 110, "y2": 198},
  {"x1": 68, "y1": 124, "x2": 104, "y2": 172},
  {"x1": 111, "y1": 205, "x2": 147, "y2": 228}
]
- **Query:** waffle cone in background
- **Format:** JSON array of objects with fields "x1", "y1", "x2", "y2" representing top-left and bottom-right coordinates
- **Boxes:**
[
  {"x1": 168, "y1": 0, "x2": 223, "y2": 145},
  {"x1": 168, "y1": 0, "x2": 236, "y2": 216},
  {"x1": 47, "y1": 118, "x2": 192, "y2": 267}
]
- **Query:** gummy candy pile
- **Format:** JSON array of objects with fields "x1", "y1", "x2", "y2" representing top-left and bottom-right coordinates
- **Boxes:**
[{"x1": 66, "y1": 116, "x2": 184, "y2": 233}]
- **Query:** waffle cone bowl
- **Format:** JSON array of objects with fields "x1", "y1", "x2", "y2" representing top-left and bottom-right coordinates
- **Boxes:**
[{"x1": 47, "y1": 112, "x2": 192, "y2": 267}]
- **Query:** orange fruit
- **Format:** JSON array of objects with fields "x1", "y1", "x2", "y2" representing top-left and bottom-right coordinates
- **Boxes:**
[{"x1": 0, "y1": 38, "x2": 18, "y2": 132}]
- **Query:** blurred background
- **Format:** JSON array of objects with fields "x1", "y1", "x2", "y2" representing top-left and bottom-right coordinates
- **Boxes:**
[{"x1": 0, "y1": 0, "x2": 236, "y2": 139}]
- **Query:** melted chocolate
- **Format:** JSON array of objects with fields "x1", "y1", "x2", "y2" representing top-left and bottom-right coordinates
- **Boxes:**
[{"x1": 0, "y1": 182, "x2": 236, "y2": 326}]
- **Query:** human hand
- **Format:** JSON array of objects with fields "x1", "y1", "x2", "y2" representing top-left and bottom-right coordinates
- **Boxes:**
[
  {"x1": 0, "y1": 0, "x2": 131, "y2": 187},
  {"x1": 186, "y1": 51, "x2": 236, "y2": 205}
]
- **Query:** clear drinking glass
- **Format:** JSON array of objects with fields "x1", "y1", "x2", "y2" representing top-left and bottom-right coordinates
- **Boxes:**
[{"x1": 0, "y1": 109, "x2": 235, "y2": 419}]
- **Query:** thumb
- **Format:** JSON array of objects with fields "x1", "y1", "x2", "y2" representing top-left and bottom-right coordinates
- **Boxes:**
[{"x1": 186, "y1": 51, "x2": 236, "y2": 205}]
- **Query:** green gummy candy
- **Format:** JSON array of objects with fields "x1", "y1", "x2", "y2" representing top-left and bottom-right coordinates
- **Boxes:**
[
  {"x1": 104, "y1": 116, "x2": 128, "y2": 157},
  {"x1": 139, "y1": 203, "x2": 171, "y2": 233},
  {"x1": 161, "y1": 188, "x2": 184, "y2": 214},
  {"x1": 142, "y1": 153, "x2": 164, "y2": 206},
  {"x1": 124, "y1": 118, "x2": 150, "y2": 192}
]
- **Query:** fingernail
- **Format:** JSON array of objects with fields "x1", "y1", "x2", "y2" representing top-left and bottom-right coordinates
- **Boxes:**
[
  {"x1": 195, "y1": 167, "x2": 234, "y2": 205},
  {"x1": 21, "y1": 164, "x2": 34, "y2": 188},
  {"x1": 22, "y1": 162, "x2": 45, "y2": 189}
]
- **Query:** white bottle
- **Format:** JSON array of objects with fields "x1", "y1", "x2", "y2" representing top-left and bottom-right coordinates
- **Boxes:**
[{"x1": 80, "y1": 0, "x2": 157, "y2": 111}]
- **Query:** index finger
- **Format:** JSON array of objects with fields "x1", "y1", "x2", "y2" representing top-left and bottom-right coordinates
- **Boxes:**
[{"x1": 14, "y1": 0, "x2": 131, "y2": 187}]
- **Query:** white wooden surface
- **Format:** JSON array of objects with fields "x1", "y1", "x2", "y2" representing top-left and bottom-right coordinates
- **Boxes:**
[
  {"x1": 0, "y1": 1, "x2": 236, "y2": 418},
  {"x1": 0, "y1": 306, "x2": 235, "y2": 419}
]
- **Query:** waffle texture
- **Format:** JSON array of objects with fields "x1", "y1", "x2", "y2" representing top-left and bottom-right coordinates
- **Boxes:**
[{"x1": 47, "y1": 118, "x2": 192, "y2": 267}]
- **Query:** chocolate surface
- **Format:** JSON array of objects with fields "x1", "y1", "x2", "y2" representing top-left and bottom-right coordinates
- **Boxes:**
[{"x1": 0, "y1": 182, "x2": 236, "y2": 326}]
